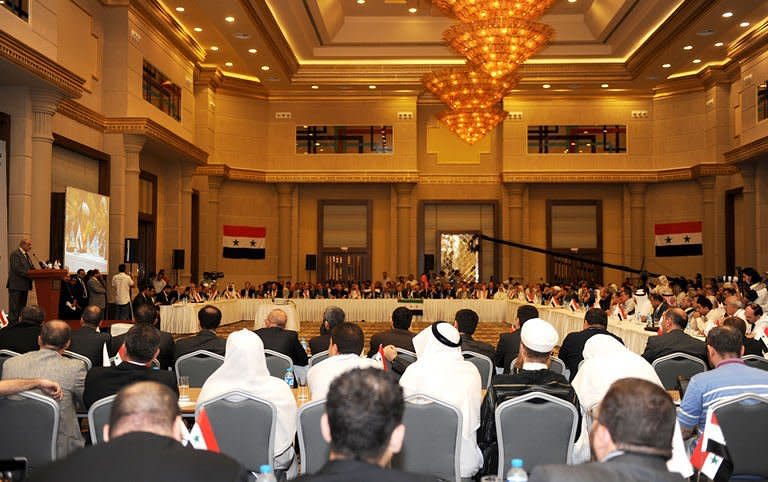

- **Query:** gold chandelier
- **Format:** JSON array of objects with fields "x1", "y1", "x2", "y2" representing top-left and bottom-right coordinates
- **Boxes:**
[
  {"x1": 433, "y1": 0, "x2": 556, "y2": 23},
  {"x1": 444, "y1": 17, "x2": 553, "y2": 79},
  {"x1": 423, "y1": 68, "x2": 519, "y2": 110},
  {"x1": 437, "y1": 107, "x2": 508, "y2": 145}
]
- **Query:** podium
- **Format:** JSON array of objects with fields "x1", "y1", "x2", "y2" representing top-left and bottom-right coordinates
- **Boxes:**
[{"x1": 28, "y1": 269, "x2": 68, "y2": 321}]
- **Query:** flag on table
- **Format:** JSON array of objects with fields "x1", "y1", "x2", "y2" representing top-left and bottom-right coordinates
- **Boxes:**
[
  {"x1": 222, "y1": 225, "x2": 266, "y2": 259},
  {"x1": 187, "y1": 407, "x2": 220, "y2": 452},
  {"x1": 0, "y1": 310, "x2": 7, "y2": 329},
  {"x1": 549, "y1": 298, "x2": 560, "y2": 308},
  {"x1": 613, "y1": 304, "x2": 626, "y2": 321},
  {"x1": 690, "y1": 412, "x2": 733, "y2": 482},
  {"x1": 655, "y1": 221, "x2": 702, "y2": 257},
  {"x1": 568, "y1": 299, "x2": 580, "y2": 312}
]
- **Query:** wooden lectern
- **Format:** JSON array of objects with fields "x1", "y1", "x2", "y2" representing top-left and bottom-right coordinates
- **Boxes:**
[{"x1": 28, "y1": 269, "x2": 68, "y2": 321}]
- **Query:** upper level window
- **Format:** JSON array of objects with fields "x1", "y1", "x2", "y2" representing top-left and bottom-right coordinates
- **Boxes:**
[
  {"x1": 758, "y1": 80, "x2": 768, "y2": 123},
  {"x1": 296, "y1": 126, "x2": 393, "y2": 154},
  {"x1": 2, "y1": 0, "x2": 29, "y2": 20},
  {"x1": 142, "y1": 60, "x2": 181, "y2": 121},
  {"x1": 528, "y1": 125, "x2": 627, "y2": 154}
]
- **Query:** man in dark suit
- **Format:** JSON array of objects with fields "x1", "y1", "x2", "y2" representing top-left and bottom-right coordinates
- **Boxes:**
[
  {"x1": 69, "y1": 305, "x2": 111, "y2": 368},
  {"x1": 294, "y1": 368, "x2": 435, "y2": 482},
  {"x1": 558, "y1": 308, "x2": 623, "y2": 381},
  {"x1": 642, "y1": 308, "x2": 707, "y2": 364},
  {"x1": 255, "y1": 308, "x2": 308, "y2": 367},
  {"x1": 651, "y1": 292, "x2": 669, "y2": 326},
  {"x1": 29, "y1": 381, "x2": 248, "y2": 482},
  {"x1": 6, "y1": 239, "x2": 34, "y2": 324},
  {"x1": 86, "y1": 323, "x2": 178, "y2": 407},
  {"x1": 494, "y1": 304, "x2": 539, "y2": 373},
  {"x1": 367, "y1": 307, "x2": 415, "y2": 357},
  {"x1": 309, "y1": 306, "x2": 345, "y2": 355},
  {"x1": 74, "y1": 268, "x2": 90, "y2": 315},
  {"x1": 0, "y1": 304, "x2": 44, "y2": 353},
  {"x1": 454, "y1": 308, "x2": 495, "y2": 361},
  {"x1": 530, "y1": 378, "x2": 684, "y2": 482},
  {"x1": 173, "y1": 305, "x2": 226, "y2": 362},
  {"x1": 110, "y1": 304, "x2": 175, "y2": 370},
  {"x1": 132, "y1": 284, "x2": 155, "y2": 313},
  {"x1": 723, "y1": 316, "x2": 765, "y2": 356}
]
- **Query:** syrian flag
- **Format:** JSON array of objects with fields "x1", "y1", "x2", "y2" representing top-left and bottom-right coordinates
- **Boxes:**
[
  {"x1": 222, "y1": 225, "x2": 265, "y2": 260},
  {"x1": 186, "y1": 407, "x2": 220, "y2": 452},
  {"x1": 690, "y1": 412, "x2": 733, "y2": 482},
  {"x1": 377, "y1": 345, "x2": 389, "y2": 372},
  {"x1": 549, "y1": 298, "x2": 561, "y2": 308},
  {"x1": 754, "y1": 326, "x2": 768, "y2": 352},
  {"x1": 526, "y1": 292, "x2": 535, "y2": 304},
  {"x1": 613, "y1": 304, "x2": 626, "y2": 321},
  {"x1": 0, "y1": 310, "x2": 8, "y2": 329},
  {"x1": 568, "y1": 299, "x2": 580, "y2": 312},
  {"x1": 655, "y1": 221, "x2": 702, "y2": 257}
]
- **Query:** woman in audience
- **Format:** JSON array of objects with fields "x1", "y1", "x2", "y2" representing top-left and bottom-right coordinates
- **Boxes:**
[{"x1": 198, "y1": 329, "x2": 298, "y2": 475}]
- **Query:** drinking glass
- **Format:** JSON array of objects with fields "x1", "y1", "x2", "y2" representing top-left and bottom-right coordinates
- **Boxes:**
[{"x1": 178, "y1": 376, "x2": 190, "y2": 401}]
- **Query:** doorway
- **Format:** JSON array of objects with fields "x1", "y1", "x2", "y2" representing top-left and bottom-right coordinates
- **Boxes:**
[
  {"x1": 138, "y1": 171, "x2": 157, "y2": 283},
  {"x1": 547, "y1": 200, "x2": 603, "y2": 284}
]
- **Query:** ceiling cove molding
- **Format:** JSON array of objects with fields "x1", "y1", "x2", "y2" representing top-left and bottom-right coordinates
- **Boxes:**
[
  {"x1": 729, "y1": 19, "x2": 768, "y2": 64},
  {"x1": 502, "y1": 164, "x2": 736, "y2": 184},
  {"x1": 128, "y1": 0, "x2": 206, "y2": 63},
  {"x1": 724, "y1": 136, "x2": 768, "y2": 165},
  {"x1": 239, "y1": 0, "x2": 300, "y2": 77}
]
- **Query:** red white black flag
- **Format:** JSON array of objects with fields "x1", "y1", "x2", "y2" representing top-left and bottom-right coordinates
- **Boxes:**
[
  {"x1": 655, "y1": 221, "x2": 702, "y2": 257},
  {"x1": 222, "y1": 225, "x2": 266, "y2": 259}
]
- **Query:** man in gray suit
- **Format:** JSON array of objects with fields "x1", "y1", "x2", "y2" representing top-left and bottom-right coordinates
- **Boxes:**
[
  {"x1": 6, "y1": 238, "x2": 35, "y2": 324},
  {"x1": 529, "y1": 378, "x2": 684, "y2": 482},
  {"x1": 87, "y1": 270, "x2": 107, "y2": 310},
  {"x1": 1, "y1": 320, "x2": 87, "y2": 457}
]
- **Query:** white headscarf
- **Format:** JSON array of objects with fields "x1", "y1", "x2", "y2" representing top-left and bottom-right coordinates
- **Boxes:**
[
  {"x1": 197, "y1": 330, "x2": 297, "y2": 456},
  {"x1": 399, "y1": 322, "x2": 483, "y2": 477},
  {"x1": 634, "y1": 290, "x2": 653, "y2": 319}
]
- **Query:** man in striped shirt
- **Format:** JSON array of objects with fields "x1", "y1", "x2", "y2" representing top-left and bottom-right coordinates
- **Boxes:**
[{"x1": 678, "y1": 325, "x2": 768, "y2": 438}]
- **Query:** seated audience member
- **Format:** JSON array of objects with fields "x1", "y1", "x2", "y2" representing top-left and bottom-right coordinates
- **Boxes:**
[
  {"x1": 479, "y1": 318, "x2": 580, "y2": 475},
  {"x1": 530, "y1": 379, "x2": 685, "y2": 482},
  {"x1": 368, "y1": 307, "x2": 416, "y2": 376},
  {"x1": 84, "y1": 323, "x2": 178, "y2": 408},
  {"x1": 58, "y1": 275, "x2": 81, "y2": 320},
  {"x1": 132, "y1": 284, "x2": 155, "y2": 313},
  {"x1": 558, "y1": 308, "x2": 623, "y2": 381},
  {"x1": 309, "y1": 306, "x2": 345, "y2": 355},
  {"x1": 255, "y1": 308, "x2": 308, "y2": 368},
  {"x1": 1, "y1": 320, "x2": 86, "y2": 456},
  {"x1": 69, "y1": 305, "x2": 111, "y2": 368},
  {"x1": 0, "y1": 304, "x2": 45, "y2": 353},
  {"x1": 110, "y1": 304, "x2": 175, "y2": 370},
  {"x1": 0, "y1": 378, "x2": 62, "y2": 399},
  {"x1": 454, "y1": 308, "x2": 495, "y2": 361},
  {"x1": 641, "y1": 308, "x2": 707, "y2": 364},
  {"x1": 173, "y1": 305, "x2": 226, "y2": 362},
  {"x1": 745, "y1": 302, "x2": 768, "y2": 336},
  {"x1": 722, "y1": 316, "x2": 765, "y2": 356},
  {"x1": 28, "y1": 381, "x2": 248, "y2": 482},
  {"x1": 198, "y1": 329, "x2": 297, "y2": 473},
  {"x1": 294, "y1": 368, "x2": 435, "y2": 482},
  {"x1": 678, "y1": 325, "x2": 768, "y2": 438},
  {"x1": 156, "y1": 284, "x2": 176, "y2": 306},
  {"x1": 494, "y1": 304, "x2": 539, "y2": 373},
  {"x1": 307, "y1": 322, "x2": 381, "y2": 400},
  {"x1": 399, "y1": 322, "x2": 483, "y2": 478}
]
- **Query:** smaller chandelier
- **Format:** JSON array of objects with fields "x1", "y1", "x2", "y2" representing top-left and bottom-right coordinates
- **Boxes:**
[
  {"x1": 432, "y1": 0, "x2": 556, "y2": 23},
  {"x1": 437, "y1": 107, "x2": 507, "y2": 144},
  {"x1": 423, "y1": 68, "x2": 519, "y2": 110},
  {"x1": 444, "y1": 17, "x2": 553, "y2": 78}
]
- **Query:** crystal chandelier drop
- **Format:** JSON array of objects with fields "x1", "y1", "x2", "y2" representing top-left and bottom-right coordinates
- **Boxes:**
[
  {"x1": 432, "y1": 0, "x2": 556, "y2": 23},
  {"x1": 436, "y1": 107, "x2": 508, "y2": 145},
  {"x1": 423, "y1": 68, "x2": 519, "y2": 110}
]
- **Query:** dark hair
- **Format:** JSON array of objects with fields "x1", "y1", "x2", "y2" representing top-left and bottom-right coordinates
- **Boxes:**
[
  {"x1": 522, "y1": 344, "x2": 551, "y2": 363},
  {"x1": 391, "y1": 307, "x2": 413, "y2": 330},
  {"x1": 747, "y1": 303, "x2": 763, "y2": 318},
  {"x1": 517, "y1": 305, "x2": 539, "y2": 326},
  {"x1": 584, "y1": 308, "x2": 608, "y2": 327},
  {"x1": 697, "y1": 296, "x2": 713, "y2": 311},
  {"x1": 198, "y1": 305, "x2": 222, "y2": 330},
  {"x1": 321, "y1": 306, "x2": 346, "y2": 335},
  {"x1": 133, "y1": 304, "x2": 157, "y2": 325},
  {"x1": 118, "y1": 264, "x2": 126, "y2": 273},
  {"x1": 598, "y1": 378, "x2": 676, "y2": 457},
  {"x1": 81, "y1": 305, "x2": 102, "y2": 326},
  {"x1": 40, "y1": 321, "x2": 71, "y2": 350},
  {"x1": 722, "y1": 317, "x2": 748, "y2": 336},
  {"x1": 663, "y1": 308, "x2": 687, "y2": 330},
  {"x1": 455, "y1": 309, "x2": 479, "y2": 335},
  {"x1": 742, "y1": 267, "x2": 762, "y2": 283},
  {"x1": 650, "y1": 293, "x2": 664, "y2": 303},
  {"x1": 326, "y1": 368, "x2": 403, "y2": 463},
  {"x1": 706, "y1": 326, "x2": 743, "y2": 357},
  {"x1": 330, "y1": 322, "x2": 364, "y2": 355},
  {"x1": 109, "y1": 381, "x2": 178, "y2": 438},
  {"x1": 125, "y1": 324, "x2": 161, "y2": 363},
  {"x1": 20, "y1": 305, "x2": 45, "y2": 325}
]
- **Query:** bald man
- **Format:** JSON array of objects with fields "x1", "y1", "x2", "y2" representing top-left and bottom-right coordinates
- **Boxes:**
[
  {"x1": 6, "y1": 238, "x2": 35, "y2": 324},
  {"x1": 254, "y1": 308, "x2": 308, "y2": 367},
  {"x1": 641, "y1": 308, "x2": 707, "y2": 364}
]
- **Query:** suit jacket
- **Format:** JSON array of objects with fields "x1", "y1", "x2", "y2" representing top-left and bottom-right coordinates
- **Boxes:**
[
  {"x1": 309, "y1": 334, "x2": 331, "y2": 355},
  {"x1": 459, "y1": 334, "x2": 495, "y2": 361},
  {"x1": 529, "y1": 452, "x2": 685, "y2": 482},
  {"x1": 293, "y1": 459, "x2": 436, "y2": 482},
  {"x1": 558, "y1": 327, "x2": 624, "y2": 381},
  {"x1": 69, "y1": 325, "x2": 111, "y2": 368},
  {"x1": 641, "y1": 329, "x2": 707, "y2": 364},
  {"x1": 173, "y1": 330, "x2": 226, "y2": 362},
  {"x1": 0, "y1": 321, "x2": 41, "y2": 354},
  {"x1": 367, "y1": 328, "x2": 415, "y2": 357},
  {"x1": 494, "y1": 330, "x2": 521, "y2": 372},
  {"x1": 744, "y1": 336, "x2": 765, "y2": 356},
  {"x1": 74, "y1": 277, "x2": 89, "y2": 308},
  {"x1": 87, "y1": 277, "x2": 107, "y2": 309},
  {"x1": 132, "y1": 293, "x2": 155, "y2": 313},
  {"x1": 652, "y1": 302, "x2": 669, "y2": 324},
  {"x1": 1, "y1": 349, "x2": 86, "y2": 457},
  {"x1": 110, "y1": 328, "x2": 175, "y2": 370},
  {"x1": 27, "y1": 432, "x2": 248, "y2": 482},
  {"x1": 254, "y1": 326, "x2": 309, "y2": 366},
  {"x1": 6, "y1": 248, "x2": 33, "y2": 291},
  {"x1": 83, "y1": 362, "x2": 179, "y2": 408}
]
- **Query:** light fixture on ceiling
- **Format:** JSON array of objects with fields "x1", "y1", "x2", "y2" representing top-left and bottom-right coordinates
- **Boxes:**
[
  {"x1": 714, "y1": 42, "x2": 724, "y2": 47},
  {"x1": 437, "y1": 107, "x2": 507, "y2": 144},
  {"x1": 423, "y1": 68, "x2": 519, "y2": 110},
  {"x1": 175, "y1": 7, "x2": 184, "y2": 12},
  {"x1": 369, "y1": 85, "x2": 377, "y2": 89},
  {"x1": 692, "y1": 59, "x2": 701, "y2": 64},
  {"x1": 542, "y1": 84, "x2": 551, "y2": 89},
  {"x1": 433, "y1": 0, "x2": 555, "y2": 22},
  {"x1": 357, "y1": 0, "x2": 365, "y2": 4},
  {"x1": 193, "y1": 27, "x2": 202, "y2": 32},
  {"x1": 568, "y1": 0, "x2": 577, "y2": 3},
  {"x1": 662, "y1": 63, "x2": 671, "y2": 68},
  {"x1": 311, "y1": 85, "x2": 319, "y2": 90},
  {"x1": 260, "y1": 65, "x2": 270, "y2": 71},
  {"x1": 600, "y1": 83, "x2": 609, "y2": 88},
  {"x1": 740, "y1": 21, "x2": 750, "y2": 28},
  {"x1": 210, "y1": 46, "x2": 219, "y2": 51},
  {"x1": 721, "y1": 11, "x2": 733, "y2": 18},
  {"x1": 408, "y1": 7, "x2": 417, "y2": 13},
  {"x1": 225, "y1": 16, "x2": 235, "y2": 23},
  {"x1": 683, "y1": 45, "x2": 693, "y2": 50},
  {"x1": 225, "y1": 61, "x2": 233, "y2": 67},
  {"x1": 233, "y1": 32, "x2": 251, "y2": 39},
  {"x1": 248, "y1": 48, "x2": 258, "y2": 54}
]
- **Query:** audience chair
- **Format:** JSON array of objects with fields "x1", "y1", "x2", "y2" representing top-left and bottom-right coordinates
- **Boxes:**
[
  {"x1": 174, "y1": 350, "x2": 225, "y2": 387},
  {"x1": 395, "y1": 348, "x2": 417, "y2": 365},
  {"x1": 742, "y1": 354, "x2": 768, "y2": 372},
  {"x1": 651, "y1": 352, "x2": 707, "y2": 390},
  {"x1": 88, "y1": 395, "x2": 117, "y2": 445},
  {"x1": 392, "y1": 394, "x2": 462, "y2": 482},
  {"x1": 150, "y1": 359, "x2": 161, "y2": 369},
  {"x1": 307, "y1": 350, "x2": 329, "y2": 369},
  {"x1": 62, "y1": 350, "x2": 92, "y2": 370},
  {"x1": 0, "y1": 349, "x2": 20, "y2": 377},
  {"x1": 0, "y1": 391, "x2": 59, "y2": 470},
  {"x1": 296, "y1": 399, "x2": 329, "y2": 475},
  {"x1": 711, "y1": 393, "x2": 768, "y2": 479},
  {"x1": 196, "y1": 390, "x2": 276, "y2": 473},
  {"x1": 494, "y1": 391, "x2": 578, "y2": 477},
  {"x1": 264, "y1": 350, "x2": 293, "y2": 379},
  {"x1": 463, "y1": 351, "x2": 494, "y2": 389},
  {"x1": 509, "y1": 356, "x2": 568, "y2": 378}
]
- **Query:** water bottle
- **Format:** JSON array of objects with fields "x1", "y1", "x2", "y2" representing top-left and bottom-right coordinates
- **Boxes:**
[
  {"x1": 257, "y1": 464, "x2": 277, "y2": 482},
  {"x1": 300, "y1": 336, "x2": 309, "y2": 353},
  {"x1": 283, "y1": 366, "x2": 295, "y2": 387},
  {"x1": 506, "y1": 458, "x2": 527, "y2": 482}
]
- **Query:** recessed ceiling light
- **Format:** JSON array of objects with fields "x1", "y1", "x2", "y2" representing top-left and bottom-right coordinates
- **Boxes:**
[
  {"x1": 311, "y1": 85, "x2": 319, "y2": 90},
  {"x1": 369, "y1": 85, "x2": 377, "y2": 89},
  {"x1": 600, "y1": 83, "x2": 609, "y2": 88},
  {"x1": 225, "y1": 61, "x2": 233, "y2": 67},
  {"x1": 721, "y1": 11, "x2": 733, "y2": 18},
  {"x1": 662, "y1": 63, "x2": 672, "y2": 68},
  {"x1": 542, "y1": 84, "x2": 551, "y2": 89},
  {"x1": 260, "y1": 65, "x2": 270, "y2": 71},
  {"x1": 714, "y1": 42, "x2": 724, "y2": 47},
  {"x1": 683, "y1": 45, "x2": 693, "y2": 50},
  {"x1": 193, "y1": 27, "x2": 202, "y2": 32},
  {"x1": 740, "y1": 21, "x2": 750, "y2": 28},
  {"x1": 692, "y1": 58, "x2": 702, "y2": 64},
  {"x1": 175, "y1": 6, "x2": 184, "y2": 12},
  {"x1": 408, "y1": 7, "x2": 417, "y2": 13},
  {"x1": 224, "y1": 16, "x2": 235, "y2": 23},
  {"x1": 210, "y1": 46, "x2": 219, "y2": 51},
  {"x1": 248, "y1": 48, "x2": 258, "y2": 54},
  {"x1": 568, "y1": 0, "x2": 577, "y2": 3},
  {"x1": 233, "y1": 32, "x2": 251, "y2": 40},
  {"x1": 357, "y1": 0, "x2": 365, "y2": 4}
]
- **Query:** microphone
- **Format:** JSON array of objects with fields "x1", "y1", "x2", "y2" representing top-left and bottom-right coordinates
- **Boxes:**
[{"x1": 30, "y1": 252, "x2": 47, "y2": 269}]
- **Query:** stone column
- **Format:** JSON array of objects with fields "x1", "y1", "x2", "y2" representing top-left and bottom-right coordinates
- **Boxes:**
[
  {"x1": 123, "y1": 134, "x2": 145, "y2": 239},
  {"x1": 276, "y1": 183, "x2": 295, "y2": 282},
  {"x1": 697, "y1": 176, "x2": 716, "y2": 277},
  {"x1": 628, "y1": 183, "x2": 647, "y2": 269},
  {"x1": 206, "y1": 176, "x2": 224, "y2": 271},
  {"x1": 193, "y1": 67, "x2": 222, "y2": 154},
  {"x1": 505, "y1": 183, "x2": 525, "y2": 281},
  {"x1": 30, "y1": 89, "x2": 60, "y2": 259},
  {"x1": 740, "y1": 163, "x2": 757, "y2": 267},
  {"x1": 179, "y1": 167, "x2": 194, "y2": 283},
  {"x1": 394, "y1": 183, "x2": 414, "y2": 278}
]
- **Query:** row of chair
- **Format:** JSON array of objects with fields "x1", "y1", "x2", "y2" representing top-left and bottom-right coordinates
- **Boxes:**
[{"x1": 650, "y1": 352, "x2": 768, "y2": 390}]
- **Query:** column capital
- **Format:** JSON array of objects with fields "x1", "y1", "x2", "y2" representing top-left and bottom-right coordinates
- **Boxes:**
[
  {"x1": 393, "y1": 182, "x2": 415, "y2": 196},
  {"x1": 30, "y1": 88, "x2": 62, "y2": 116},
  {"x1": 504, "y1": 182, "x2": 526, "y2": 197},
  {"x1": 696, "y1": 175, "x2": 716, "y2": 192},
  {"x1": 275, "y1": 183, "x2": 295, "y2": 196},
  {"x1": 627, "y1": 183, "x2": 647, "y2": 196},
  {"x1": 123, "y1": 134, "x2": 146, "y2": 155},
  {"x1": 195, "y1": 66, "x2": 224, "y2": 92}
]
